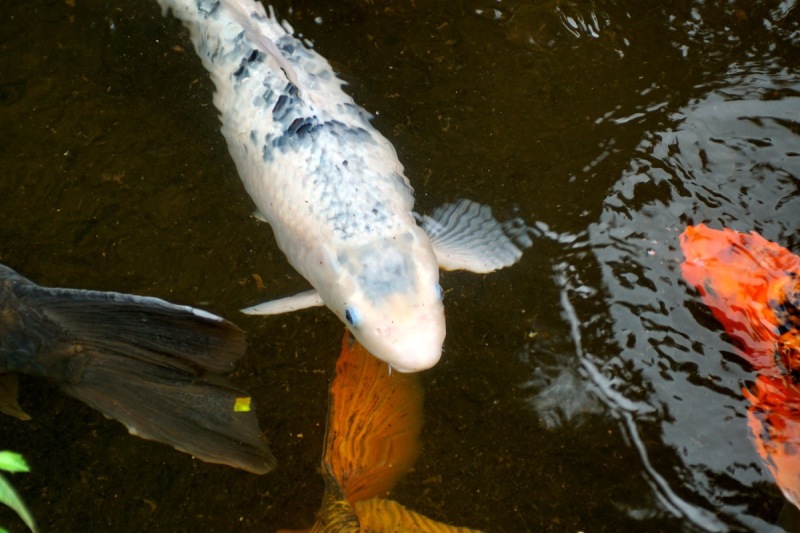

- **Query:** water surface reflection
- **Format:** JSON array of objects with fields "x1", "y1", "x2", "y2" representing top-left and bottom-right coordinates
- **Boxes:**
[
  {"x1": 539, "y1": 54, "x2": 800, "y2": 531},
  {"x1": 1, "y1": 0, "x2": 799, "y2": 531}
]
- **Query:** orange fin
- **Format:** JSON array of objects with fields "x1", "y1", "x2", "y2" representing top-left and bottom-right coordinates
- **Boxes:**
[{"x1": 355, "y1": 498, "x2": 484, "y2": 532}]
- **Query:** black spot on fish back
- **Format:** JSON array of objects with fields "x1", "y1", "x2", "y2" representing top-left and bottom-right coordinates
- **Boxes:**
[
  {"x1": 287, "y1": 117, "x2": 305, "y2": 134},
  {"x1": 260, "y1": 87, "x2": 275, "y2": 107},
  {"x1": 295, "y1": 122, "x2": 314, "y2": 136},
  {"x1": 287, "y1": 117, "x2": 317, "y2": 137},
  {"x1": 233, "y1": 64, "x2": 248, "y2": 81},
  {"x1": 273, "y1": 94, "x2": 288, "y2": 118},
  {"x1": 196, "y1": 0, "x2": 221, "y2": 18},
  {"x1": 262, "y1": 144, "x2": 273, "y2": 163}
]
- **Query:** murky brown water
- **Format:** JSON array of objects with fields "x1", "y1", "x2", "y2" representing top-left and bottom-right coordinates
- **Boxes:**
[{"x1": 1, "y1": 1, "x2": 799, "y2": 531}]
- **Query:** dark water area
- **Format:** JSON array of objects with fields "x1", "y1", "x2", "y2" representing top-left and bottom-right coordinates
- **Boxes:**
[{"x1": 1, "y1": 0, "x2": 799, "y2": 531}]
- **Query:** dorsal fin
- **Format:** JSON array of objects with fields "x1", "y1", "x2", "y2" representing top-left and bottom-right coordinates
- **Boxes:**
[{"x1": 219, "y1": 0, "x2": 304, "y2": 92}]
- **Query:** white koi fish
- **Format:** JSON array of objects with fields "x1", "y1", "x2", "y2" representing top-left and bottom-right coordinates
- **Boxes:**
[{"x1": 157, "y1": 0, "x2": 531, "y2": 371}]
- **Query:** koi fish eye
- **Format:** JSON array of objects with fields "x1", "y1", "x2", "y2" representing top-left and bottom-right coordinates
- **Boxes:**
[
  {"x1": 435, "y1": 283, "x2": 444, "y2": 300},
  {"x1": 345, "y1": 307, "x2": 361, "y2": 327}
]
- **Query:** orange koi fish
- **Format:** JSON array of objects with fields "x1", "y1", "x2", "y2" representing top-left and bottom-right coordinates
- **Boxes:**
[
  {"x1": 680, "y1": 224, "x2": 800, "y2": 508},
  {"x1": 280, "y1": 332, "x2": 482, "y2": 532}
]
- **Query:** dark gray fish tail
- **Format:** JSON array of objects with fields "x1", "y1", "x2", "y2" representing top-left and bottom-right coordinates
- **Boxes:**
[{"x1": 0, "y1": 264, "x2": 276, "y2": 474}]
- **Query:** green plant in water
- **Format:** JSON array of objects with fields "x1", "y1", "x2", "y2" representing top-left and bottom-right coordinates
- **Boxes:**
[{"x1": 0, "y1": 451, "x2": 36, "y2": 533}]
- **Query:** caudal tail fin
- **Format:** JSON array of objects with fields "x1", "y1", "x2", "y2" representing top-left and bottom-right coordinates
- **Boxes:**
[{"x1": 1, "y1": 266, "x2": 275, "y2": 474}]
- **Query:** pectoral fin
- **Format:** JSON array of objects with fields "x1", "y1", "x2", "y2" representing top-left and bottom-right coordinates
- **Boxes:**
[
  {"x1": 241, "y1": 290, "x2": 324, "y2": 315},
  {"x1": 252, "y1": 210, "x2": 269, "y2": 223},
  {"x1": 420, "y1": 199, "x2": 533, "y2": 273}
]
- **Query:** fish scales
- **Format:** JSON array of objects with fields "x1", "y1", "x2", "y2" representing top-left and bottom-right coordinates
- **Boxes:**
[
  {"x1": 182, "y1": 1, "x2": 412, "y2": 242},
  {"x1": 160, "y1": 0, "x2": 446, "y2": 371}
]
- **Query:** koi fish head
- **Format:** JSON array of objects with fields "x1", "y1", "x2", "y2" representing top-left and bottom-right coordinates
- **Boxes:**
[
  {"x1": 680, "y1": 224, "x2": 800, "y2": 370},
  {"x1": 322, "y1": 229, "x2": 445, "y2": 372}
]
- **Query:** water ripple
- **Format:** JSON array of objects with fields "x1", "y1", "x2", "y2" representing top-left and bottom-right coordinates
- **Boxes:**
[{"x1": 545, "y1": 61, "x2": 800, "y2": 529}]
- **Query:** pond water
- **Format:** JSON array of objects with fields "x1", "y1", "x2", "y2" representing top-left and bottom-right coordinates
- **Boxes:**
[{"x1": 1, "y1": 1, "x2": 799, "y2": 531}]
